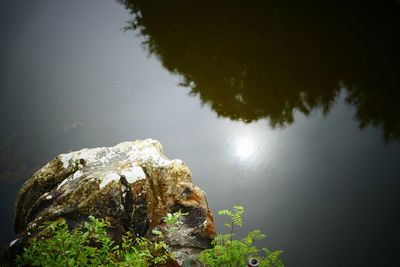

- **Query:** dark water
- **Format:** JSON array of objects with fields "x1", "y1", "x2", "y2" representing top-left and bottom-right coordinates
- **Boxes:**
[{"x1": 1, "y1": 0, "x2": 400, "y2": 266}]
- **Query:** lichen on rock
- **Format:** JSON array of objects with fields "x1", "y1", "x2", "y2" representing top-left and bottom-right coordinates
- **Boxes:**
[{"x1": 10, "y1": 139, "x2": 215, "y2": 265}]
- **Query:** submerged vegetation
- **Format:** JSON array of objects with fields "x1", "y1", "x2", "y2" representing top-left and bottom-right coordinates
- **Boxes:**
[{"x1": 16, "y1": 207, "x2": 283, "y2": 266}]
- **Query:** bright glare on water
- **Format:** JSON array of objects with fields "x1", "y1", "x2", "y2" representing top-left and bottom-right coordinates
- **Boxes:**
[{"x1": 234, "y1": 136, "x2": 256, "y2": 162}]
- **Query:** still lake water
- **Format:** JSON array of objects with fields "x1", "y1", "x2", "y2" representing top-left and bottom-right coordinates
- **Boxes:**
[{"x1": 1, "y1": 0, "x2": 400, "y2": 266}]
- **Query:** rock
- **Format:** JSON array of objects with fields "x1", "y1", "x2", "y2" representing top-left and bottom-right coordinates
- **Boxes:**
[{"x1": 10, "y1": 139, "x2": 215, "y2": 265}]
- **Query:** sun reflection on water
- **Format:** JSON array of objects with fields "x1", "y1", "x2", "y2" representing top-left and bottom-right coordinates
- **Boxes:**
[
  {"x1": 226, "y1": 121, "x2": 279, "y2": 175},
  {"x1": 233, "y1": 136, "x2": 257, "y2": 162}
]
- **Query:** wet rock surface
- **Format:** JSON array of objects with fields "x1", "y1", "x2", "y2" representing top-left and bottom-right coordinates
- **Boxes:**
[{"x1": 7, "y1": 139, "x2": 215, "y2": 265}]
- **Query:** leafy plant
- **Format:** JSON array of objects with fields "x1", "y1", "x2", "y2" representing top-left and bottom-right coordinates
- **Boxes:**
[
  {"x1": 163, "y1": 209, "x2": 188, "y2": 233},
  {"x1": 164, "y1": 210, "x2": 188, "y2": 225},
  {"x1": 15, "y1": 216, "x2": 117, "y2": 267},
  {"x1": 199, "y1": 206, "x2": 284, "y2": 267},
  {"x1": 15, "y1": 207, "x2": 283, "y2": 267},
  {"x1": 116, "y1": 231, "x2": 172, "y2": 267},
  {"x1": 15, "y1": 213, "x2": 183, "y2": 267}
]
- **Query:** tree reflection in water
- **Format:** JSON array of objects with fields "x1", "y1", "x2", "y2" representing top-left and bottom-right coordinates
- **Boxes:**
[{"x1": 119, "y1": 0, "x2": 400, "y2": 141}]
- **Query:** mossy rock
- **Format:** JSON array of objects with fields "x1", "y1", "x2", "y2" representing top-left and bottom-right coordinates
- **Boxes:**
[{"x1": 7, "y1": 139, "x2": 215, "y2": 265}]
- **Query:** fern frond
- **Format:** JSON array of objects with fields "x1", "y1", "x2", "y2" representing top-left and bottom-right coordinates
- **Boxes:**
[
  {"x1": 199, "y1": 206, "x2": 284, "y2": 267},
  {"x1": 218, "y1": 209, "x2": 233, "y2": 216}
]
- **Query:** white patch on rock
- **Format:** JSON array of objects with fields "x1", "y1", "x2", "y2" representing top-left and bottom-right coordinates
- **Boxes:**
[
  {"x1": 46, "y1": 195, "x2": 52, "y2": 200},
  {"x1": 57, "y1": 177, "x2": 69, "y2": 190},
  {"x1": 123, "y1": 139, "x2": 171, "y2": 167},
  {"x1": 99, "y1": 172, "x2": 120, "y2": 189},
  {"x1": 59, "y1": 153, "x2": 72, "y2": 168},
  {"x1": 9, "y1": 239, "x2": 18, "y2": 247},
  {"x1": 58, "y1": 147, "x2": 109, "y2": 169},
  {"x1": 121, "y1": 165, "x2": 145, "y2": 184},
  {"x1": 57, "y1": 170, "x2": 83, "y2": 190},
  {"x1": 173, "y1": 159, "x2": 183, "y2": 165},
  {"x1": 77, "y1": 148, "x2": 104, "y2": 163},
  {"x1": 73, "y1": 170, "x2": 83, "y2": 179},
  {"x1": 56, "y1": 139, "x2": 185, "y2": 191}
]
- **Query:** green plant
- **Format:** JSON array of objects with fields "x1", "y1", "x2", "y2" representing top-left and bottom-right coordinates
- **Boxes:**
[
  {"x1": 199, "y1": 206, "x2": 284, "y2": 267},
  {"x1": 163, "y1": 209, "x2": 188, "y2": 233},
  {"x1": 116, "y1": 231, "x2": 172, "y2": 267},
  {"x1": 164, "y1": 210, "x2": 188, "y2": 225},
  {"x1": 15, "y1": 213, "x2": 185, "y2": 267},
  {"x1": 15, "y1": 207, "x2": 283, "y2": 267},
  {"x1": 15, "y1": 216, "x2": 117, "y2": 266}
]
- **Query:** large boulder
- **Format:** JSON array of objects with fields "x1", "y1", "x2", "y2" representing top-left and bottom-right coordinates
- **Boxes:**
[{"x1": 10, "y1": 139, "x2": 215, "y2": 265}]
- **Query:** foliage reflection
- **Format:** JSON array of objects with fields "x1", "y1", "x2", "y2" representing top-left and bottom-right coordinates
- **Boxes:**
[{"x1": 120, "y1": 0, "x2": 400, "y2": 141}]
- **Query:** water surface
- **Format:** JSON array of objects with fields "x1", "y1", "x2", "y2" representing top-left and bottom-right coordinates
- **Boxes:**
[{"x1": 1, "y1": 1, "x2": 399, "y2": 266}]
